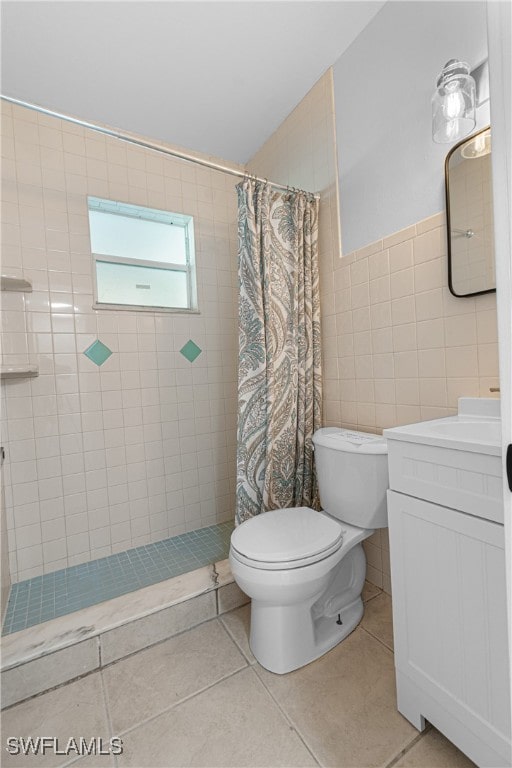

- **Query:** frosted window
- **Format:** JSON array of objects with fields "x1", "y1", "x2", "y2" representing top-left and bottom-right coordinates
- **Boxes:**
[{"x1": 88, "y1": 196, "x2": 196, "y2": 312}]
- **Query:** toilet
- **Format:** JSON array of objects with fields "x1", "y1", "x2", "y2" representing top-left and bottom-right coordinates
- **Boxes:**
[{"x1": 229, "y1": 427, "x2": 389, "y2": 674}]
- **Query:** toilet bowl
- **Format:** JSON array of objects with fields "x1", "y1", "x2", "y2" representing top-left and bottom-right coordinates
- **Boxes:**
[{"x1": 229, "y1": 427, "x2": 389, "y2": 674}]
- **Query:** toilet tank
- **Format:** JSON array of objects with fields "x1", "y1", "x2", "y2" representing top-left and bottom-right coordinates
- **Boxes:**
[{"x1": 312, "y1": 428, "x2": 389, "y2": 528}]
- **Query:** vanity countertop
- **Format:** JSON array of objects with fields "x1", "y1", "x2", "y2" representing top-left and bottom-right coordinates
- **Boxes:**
[{"x1": 384, "y1": 397, "x2": 501, "y2": 456}]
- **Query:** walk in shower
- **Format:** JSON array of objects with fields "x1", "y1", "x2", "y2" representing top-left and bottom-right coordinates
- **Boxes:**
[{"x1": 1, "y1": 96, "x2": 246, "y2": 633}]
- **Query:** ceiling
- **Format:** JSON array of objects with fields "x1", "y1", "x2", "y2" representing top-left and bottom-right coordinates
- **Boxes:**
[{"x1": 1, "y1": 1, "x2": 385, "y2": 164}]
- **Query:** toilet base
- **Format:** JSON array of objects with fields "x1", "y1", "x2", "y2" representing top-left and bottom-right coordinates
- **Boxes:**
[
  {"x1": 248, "y1": 542, "x2": 367, "y2": 674},
  {"x1": 250, "y1": 595, "x2": 364, "y2": 674}
]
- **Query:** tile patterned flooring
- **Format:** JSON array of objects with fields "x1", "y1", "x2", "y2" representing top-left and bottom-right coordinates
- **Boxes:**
[
  {"x1": 2, "y1": 522, "x2": 234, "y2": 635},
  {"x1": 1, "y1": 587, "x2": 477, "y2": 767}
]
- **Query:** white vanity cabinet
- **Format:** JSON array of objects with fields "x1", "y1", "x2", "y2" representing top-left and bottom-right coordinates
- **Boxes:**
[{"x1": 385, "y1": 399, "x2": 511, "y2": 768}]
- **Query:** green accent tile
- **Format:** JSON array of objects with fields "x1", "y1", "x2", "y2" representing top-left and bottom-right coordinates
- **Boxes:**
[
  {"x1": 180, "y1": 339, "x2": 202, "y2": 363},
  {"x1": 83, "y1": 339, "x2": 112, "y2": 366}
]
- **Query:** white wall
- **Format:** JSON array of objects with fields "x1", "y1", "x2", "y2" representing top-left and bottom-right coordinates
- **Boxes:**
[{"x1": 334, "y1": 1, "x2": 489, "y2": 254}]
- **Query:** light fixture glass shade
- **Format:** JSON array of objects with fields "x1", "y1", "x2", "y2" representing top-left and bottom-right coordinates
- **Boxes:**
[
  {"x1": 432, "y1": 59, "x2": 476, "y2": 143},
  {"x1": 461, "y1": 128, "x2": 491, "y2": 158}
]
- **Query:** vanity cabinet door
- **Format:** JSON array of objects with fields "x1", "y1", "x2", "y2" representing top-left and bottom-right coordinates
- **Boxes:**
[{"x1": 388, "y1": 490, "x2": 511, "y2": 767}]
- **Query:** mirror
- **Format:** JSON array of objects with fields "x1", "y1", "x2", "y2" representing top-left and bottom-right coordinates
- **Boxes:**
[{"x1": 445, "y1": 127, "x2": 495, "y2": 297}]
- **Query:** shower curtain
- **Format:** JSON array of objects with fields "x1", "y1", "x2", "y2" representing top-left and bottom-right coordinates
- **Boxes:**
[{"x1": 235, "y1": 178, "x2": 322, "y2": 524}]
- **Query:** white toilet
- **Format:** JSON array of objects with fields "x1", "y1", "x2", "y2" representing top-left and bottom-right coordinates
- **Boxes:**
[{"x1": 229, "y1": 427, "x2": 389, "y2": 674}]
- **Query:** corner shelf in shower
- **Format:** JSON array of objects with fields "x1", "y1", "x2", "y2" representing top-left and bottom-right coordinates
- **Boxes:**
[
  {"x1": 1, "y1": 275, "x2": 37, "y2": 379},
  {"x1": 0, "y1": 364, "x2": 39, "y2": 380},
  {"x1": 1, "y1": 275, "x2": 33, "y2": 292}
]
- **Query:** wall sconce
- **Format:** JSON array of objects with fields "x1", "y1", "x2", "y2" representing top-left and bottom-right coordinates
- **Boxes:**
[{"x1": 432, "y1": 59, "x2": 476, "y2": 143}]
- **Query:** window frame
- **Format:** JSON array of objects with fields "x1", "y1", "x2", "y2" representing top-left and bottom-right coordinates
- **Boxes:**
[{"x1": 88, "y1": 197, "x2": 198, "y2": 314}]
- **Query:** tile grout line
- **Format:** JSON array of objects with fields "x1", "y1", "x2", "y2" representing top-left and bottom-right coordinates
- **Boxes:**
[
  {"x1": 359, "y1": 624, "x2": 394, "y2": 655},
  {"x1": 59, "y1": 663, "x2": 120, "y2": 768},
  {"x1": 360, "y1": 604, "x2": 424, "y2": 768},
  {"x1": 0, "y1": 665, "x2": 101, "y2": 713},
  {"x1": 100, "y1": 656, "x2": 121, "y2": 768},
  {"x1": 215, "y1": 610, "x2": 248, "y2": 650},
  {"x1": 363, "y1": 585, "x2": 384, "y2": 603},
  {"x1": 383, "y1": 724, "x2": 433, "y2": 768},
  {"x1": 249, "y1": 667, "x2": 323, "y2": 767},
  {"x1": 218, "y1": 612, "x2": 256, "y2": 667},
  {"x1": 359, "y1": 599, "x2": 432, "y2": 768},
  {"x1": 110, "y1": 663, "x2": 251, "y2": 741}
]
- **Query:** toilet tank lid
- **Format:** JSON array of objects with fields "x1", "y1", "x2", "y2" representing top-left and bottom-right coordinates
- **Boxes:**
[{"x1": 313, "y1": 427, "x2": 387, "y2": 454}]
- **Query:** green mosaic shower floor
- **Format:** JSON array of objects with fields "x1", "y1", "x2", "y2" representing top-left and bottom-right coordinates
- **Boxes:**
[{"x1": 2, "y1": 521, "x2": 234, "y2": 635}]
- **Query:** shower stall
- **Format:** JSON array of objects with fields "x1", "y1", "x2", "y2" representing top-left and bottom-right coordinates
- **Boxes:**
[{"x1": 0, "y1": 97, "x2": 245, "y2": 632}]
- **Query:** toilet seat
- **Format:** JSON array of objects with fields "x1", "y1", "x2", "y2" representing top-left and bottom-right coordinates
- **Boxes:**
[{"x1": 230, "y1": 506, "x2": 344, "y2": 570}]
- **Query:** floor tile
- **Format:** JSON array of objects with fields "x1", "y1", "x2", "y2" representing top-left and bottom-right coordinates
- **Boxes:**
[
  {"x1": 362, "y1": 580, "x2": 382, "y2": 603},
  {"x1": 117, "y1": 667, "x2": 317, "y2": 767},
  {"x1": 103, "y1": 619, "x2": 247, "y2": 734},
  {"x1": 64, "y1": 753, "x2": 116, "y2": 768},
  {"x1": 255, "y1": 627, "x2": 417, "y2": 767},
  {"x1": 1, "y1": 674, "x2": 110, "y2": 768},
  {"x1": 361, "y1": 591, "x2": 394, "y2": 650},
  {"x1": 393, "y1": 727, "x2": 477, "y2": 767},
  {"x1": 219, "y1": 604, "x2": 256, "y2": 664}
]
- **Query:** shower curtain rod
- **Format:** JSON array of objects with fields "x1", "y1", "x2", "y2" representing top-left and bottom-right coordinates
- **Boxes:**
[{"x1": 1, "y1": 95, "x2": 320, "y2": 200}]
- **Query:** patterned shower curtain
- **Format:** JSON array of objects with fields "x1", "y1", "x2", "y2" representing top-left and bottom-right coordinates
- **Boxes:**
[{"x1": 235, "y1": 178, "x2": 322, "y2": 524}]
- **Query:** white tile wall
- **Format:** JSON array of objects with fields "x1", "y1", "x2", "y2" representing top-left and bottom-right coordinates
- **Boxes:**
[
  {"x1": 1, "y1": 100, "x2": 240, "y2": 582},
  {"x1": 323, "y1": 213, "x2": 499, "y2": 438},
  {"x1": 323, "y1": 216, "x2": 499, "y2": 593}
]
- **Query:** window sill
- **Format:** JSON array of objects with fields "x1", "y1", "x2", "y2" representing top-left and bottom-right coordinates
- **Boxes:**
[{"x1": 92, "y1": 302, "x2": 200, "y2": 315}]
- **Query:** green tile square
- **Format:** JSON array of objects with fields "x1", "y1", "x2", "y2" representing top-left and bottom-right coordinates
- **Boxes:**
[
  {"x1": 83, "y1": 339, "x2": 112, "y2": 366},
  {"x1": 180, "y1": 339, "x2": 202, "y2": 363}
]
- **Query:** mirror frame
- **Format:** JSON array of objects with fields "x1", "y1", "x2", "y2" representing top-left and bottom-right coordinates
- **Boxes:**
[{"x1": 445, "y1": 126, "x2": 496, "y2": 298}]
